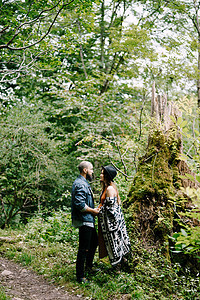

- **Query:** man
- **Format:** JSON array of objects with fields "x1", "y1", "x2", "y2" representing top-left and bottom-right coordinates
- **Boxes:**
[{"x1": 71, "y1": 161, "x2": 99, "y2": 283}]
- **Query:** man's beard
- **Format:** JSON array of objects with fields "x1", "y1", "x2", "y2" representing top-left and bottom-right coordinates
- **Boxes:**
[{"x1": 86, "y1": 173, "x2": 93, "y2": 182}]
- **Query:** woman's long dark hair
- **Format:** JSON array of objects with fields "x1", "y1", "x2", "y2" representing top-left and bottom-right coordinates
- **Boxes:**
[{"x1": 101, "y1": 168, "x2": 121, "y2": 204}]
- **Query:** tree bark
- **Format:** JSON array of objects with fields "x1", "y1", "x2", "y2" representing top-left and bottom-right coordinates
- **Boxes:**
[
  {"x1": 100, "y1": 0, "x2": 105, "y2": 70},
  {"x1": 198, "y1": 39, "x2": 200, "y2": 120}
]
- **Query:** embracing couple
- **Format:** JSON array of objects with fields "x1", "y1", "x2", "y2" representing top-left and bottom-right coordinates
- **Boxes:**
[{"x1": 71, "y1": 161, "x2": 130, "y2": 284}]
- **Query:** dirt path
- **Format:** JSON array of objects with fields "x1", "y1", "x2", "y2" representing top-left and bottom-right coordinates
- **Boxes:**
[{"x1": 0, "y1": 257, "x2": 84, "y2": 300}]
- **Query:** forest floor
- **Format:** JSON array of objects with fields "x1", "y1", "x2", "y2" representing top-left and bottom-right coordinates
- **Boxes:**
[
  {"x1": 0, "y1": 257, "x2": 84, "y2": 300},
  {"x1": 0, "y1": 222, "x2": 199, "y2": 300}
]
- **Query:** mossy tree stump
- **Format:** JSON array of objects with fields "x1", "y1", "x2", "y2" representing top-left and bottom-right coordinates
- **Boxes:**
[{"x1": 124, "y1": 83, "x2": 197, "y2": 259}]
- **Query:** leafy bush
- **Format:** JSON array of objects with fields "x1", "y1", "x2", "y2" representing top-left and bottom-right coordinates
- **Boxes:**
[
  {"x1": 172, "y1": 227, "x2": 200, "y2": 259},
  {"x1": 0, "y1": 104, "x2": 71, "y2": 228},
  {"x1": 24, "y1": 208, "x2": 78, "y2": 244},
  {"x1": 171, "y1": 187, "x2": 200, "y2": 261}
]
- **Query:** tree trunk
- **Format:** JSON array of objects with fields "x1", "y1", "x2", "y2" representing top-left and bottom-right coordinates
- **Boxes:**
[
  {"x1": 198, "y1": 40, "x2": 200, "y2": 131},
  {"x1": 124, "y1": 82, "x2": 197, "y2": 260},
  {"x1": 100, "y1": 0, "x2": 105, "y2": 70}
]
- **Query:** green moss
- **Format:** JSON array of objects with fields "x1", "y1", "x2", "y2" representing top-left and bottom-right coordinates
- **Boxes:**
[{"x1": 125, "y1": 129, "x2": 182, "y2": 259}]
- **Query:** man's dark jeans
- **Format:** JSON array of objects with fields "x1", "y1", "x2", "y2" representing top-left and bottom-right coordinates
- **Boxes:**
[{"x1": 76, "y1": 225, "x2": 98, "y2": 281}]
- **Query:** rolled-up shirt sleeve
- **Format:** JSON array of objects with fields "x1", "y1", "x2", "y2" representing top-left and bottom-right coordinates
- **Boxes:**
[
  {"x1": 73, "y1": 184, "x2": 88, "y2": 211},
  {"x1": 81, "y1": 204, "x2": 89, "y2": 212}
]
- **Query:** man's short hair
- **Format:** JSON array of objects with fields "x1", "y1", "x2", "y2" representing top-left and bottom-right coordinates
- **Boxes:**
[{"x1": 78, "y1": 161, "x2": 92, "y2": 173}]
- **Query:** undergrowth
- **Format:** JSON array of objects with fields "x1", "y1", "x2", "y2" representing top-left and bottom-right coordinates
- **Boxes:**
[{"x1": 0, "y1": 208, "x2": 199, "y2": 300}]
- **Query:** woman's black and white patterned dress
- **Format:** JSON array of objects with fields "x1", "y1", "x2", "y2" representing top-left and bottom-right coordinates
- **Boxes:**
[{"x1": 99, "y1": 196, "x2": 130, "y2": 266}]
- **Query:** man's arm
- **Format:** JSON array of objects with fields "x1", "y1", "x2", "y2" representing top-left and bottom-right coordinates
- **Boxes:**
[
  {"x1": 82, "y1": 205, "x2": 100, "y2": 216},
  {"x1": 74, "y1": 184, "x2": 99, "y2": 215}
]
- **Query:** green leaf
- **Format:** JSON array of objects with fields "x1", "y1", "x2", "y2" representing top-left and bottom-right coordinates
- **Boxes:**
[
  {"x1": 170, "y1": 115, "x2": 176, "y2": 124},
  {"x1": 172, "y1": 233, "x2": 180, "y2": 239},
  {"x1": 177, "y1": 116, "x2": 183, "y2": 126},
  {"x1": 180, "y1": 228, "x2": 188, "y2": 237},
  {"x1": 185, "y1": 173, "x2": 195, "y2": 181},
  {"x1": 182, "y1": 127, "x2": 189, "y2": 133},
  {"x1": 179, "y1": 175, "x2": 187, "y2": 180},
  {"x1": 178, "y1": 153, "x2": 188, "y2": 161},
  {"x1": 195, "y1": 175, "x2": 200, "y2": 183},
  {"x1": 179, "y1": 120, "x2": 187, "y2": 128}
]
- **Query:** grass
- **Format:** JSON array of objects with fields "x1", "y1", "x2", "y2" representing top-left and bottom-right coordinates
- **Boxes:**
[
  {"x1": 0, "y1": 286, "x2": 11, "y2": 300},
  {"x1": 0, "y1": 212, "x2": 199, "y2": 300}
]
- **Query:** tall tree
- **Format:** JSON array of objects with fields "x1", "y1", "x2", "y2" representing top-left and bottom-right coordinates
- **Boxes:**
[{"x1": 18, "y1": 0, "x2": 155, "y2": 176}]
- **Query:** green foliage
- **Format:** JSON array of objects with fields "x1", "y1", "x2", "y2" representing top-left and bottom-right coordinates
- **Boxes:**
[
  {"x1": 171, "y1": 187, "x2": 200, "y2": 260},
  {"x1": 0, "y1": 4, "x2": 200, "y2": 296},
  {"x1": 125, "y1": 128, "x2": 182, "y2": 259},
  {"x1": 0, "y1": 0, "x2": 153, "y2": 208},
  {"x1": 0, "y1": 216, "x2": 199, "y2": 300},
  {"x1": 0, "y1": 104, "x2": 71, "y2": 227},
  {"x1": 17, "y1": 252, "x2": 36, "y2": 266},
  {"x1": 24, "y1": 208, "x2": 78, "y2": 244},
  {"x1": 167, "y1": 109, "x2": 200, "y2": 261},
  {"x1": 172, "y1": 227, "x2": 200, "y2": 258},
  {"x1": 133, "y1": 0, "x2": 198, "y2": 98}
]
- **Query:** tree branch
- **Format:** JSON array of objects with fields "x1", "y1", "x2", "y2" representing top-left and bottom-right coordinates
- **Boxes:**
[
  {"x1": 0, "y1": 195, "x2": 8, "y2": 225},
  {"x1": 108, "y1": 155, "x2": 134, "y2": 180},
  {"x1": 77, "y1": 18, "x2": 88, "y2": 79},
  {"x1": 0, "y1": 51, "x2": 47, "y2": 83},
  {"x1": 100, "y1": 52, "x2": 125, "y2": 94},
  {"x1": 110, "y1": 127, "x2": 129, "y2": 179},
  {"x1": 108, "y1": 1, "x2": 121, "y2": 30},
  {"x1": 0, "y1": 0, "x2": 75, "y2": 50},
  {"x1": 0, "y1": 26, "x2": 9, "y2": 34},
  {"x1": 100, "y1": 0, "x2": 105, "y2": 69}
]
